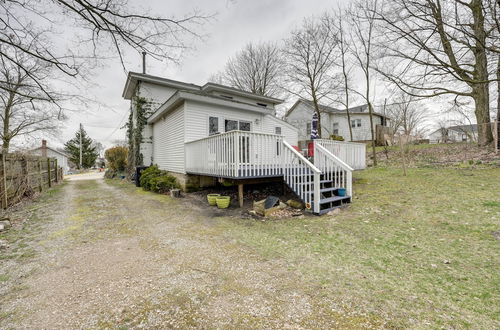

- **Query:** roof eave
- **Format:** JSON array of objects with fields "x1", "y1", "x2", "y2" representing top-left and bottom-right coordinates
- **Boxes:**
[
  {"x1": 147, "y1": 91, "x2": 271, "y2": 124},
  {"x1": 201, "y1": 83, "x2": 283, "y2": 104}
]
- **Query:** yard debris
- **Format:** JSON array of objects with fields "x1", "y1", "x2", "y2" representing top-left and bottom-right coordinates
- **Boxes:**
[
  {"x1": 264, "y1": 196, "x2": 280, "y2": 209},
  {"x1": 286, "y1": 199, "x2": 304, "y2": 209},
  {"x1": 443, "y1": 260, "x2": 451, "y2": 264},
  {"x1": 0, "y1": 239, "x2": 8, "y2": 250},
  {"x1": 327, "y1": 208, "x2": 341, "y2": 216},
  {"x1": 253, "y1": 198, "x2": 302, "y2": 218},
  {"x1": 0, "y1": 219, "x2": 11, "y2": 232},
  {"x1": 492, "y1": 231, "x2": 500, "y2": 240}
]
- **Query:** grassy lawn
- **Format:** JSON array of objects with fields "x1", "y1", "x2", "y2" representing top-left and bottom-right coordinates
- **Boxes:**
[{"x1": 210, "y1": 166, "x2": 499, "y2": 328}]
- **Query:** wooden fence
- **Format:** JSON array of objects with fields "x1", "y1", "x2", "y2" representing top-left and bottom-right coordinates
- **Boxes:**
[{"x1": 0, "y1": 153, "x2": 63, "y2": 209}]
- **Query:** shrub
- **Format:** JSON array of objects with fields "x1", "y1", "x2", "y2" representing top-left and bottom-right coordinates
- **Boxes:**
[
  {"x1": 105, "y1": 146, "x2": 128, "y2": 171},
  {"x1": 329, "y1": 134, "x2": 345, "y2": 141},
  {"x1": 104, "y1": 169, "x2": 116, "y2": 179},
  {"x1": 150, "y1": 175, "x2": 180, "y2": 193},
  {"x1": 139, "y1": 165, "x2": 163, "y2": 190}
]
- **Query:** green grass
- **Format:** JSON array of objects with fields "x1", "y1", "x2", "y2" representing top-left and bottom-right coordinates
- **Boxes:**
[{"x1": 211, "y1": 166, "x2": 500, "y2": 328}]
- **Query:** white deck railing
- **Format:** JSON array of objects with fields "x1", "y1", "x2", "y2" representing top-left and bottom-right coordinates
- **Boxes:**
[
  {"x1": 314, "y1": 143, "x2": 353, "y2": 196},
  {"x1": 185, "y1": 130, "x2": 283, "y2": 178},
  {"x1": 314, "y1": 139, "x2": 366, "y2": 170},
  {"x1": 282, "y1": 141, "x2": 321, "y2": 213}
]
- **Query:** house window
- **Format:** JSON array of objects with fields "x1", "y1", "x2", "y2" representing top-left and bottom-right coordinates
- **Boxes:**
[
  {"x1": 275, "y1": 127, "x2": 282, "y2": 135},
  {"x1": 225, "y1": 119, "x2": 251, "y2": 132},
  {"x1": 332, "y1": 122, "x2": 339, "y2": 135},
  {"x1": 306, "y1": 122, "x2": 311, "y2": 135},
  {"x1": 351, "y1": 119, "x2": 362, "y2": 128},
  {"x1": 239, "y1": 121, "x2": 251, "y2": 131},
  {"x1": 225, "y1": 119, "x2": 238, "y2": 132},
  {"x1": 462, "y1": 134, "x2": 467, "y2": 141},
  {"x1": 209, "y1": 117, "x2": 219, "y2": 135}
]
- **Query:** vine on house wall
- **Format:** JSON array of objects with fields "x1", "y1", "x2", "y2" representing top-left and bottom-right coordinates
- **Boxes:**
[{"x1": 126, "y1": 96, "x2": 151, "y2": 174}]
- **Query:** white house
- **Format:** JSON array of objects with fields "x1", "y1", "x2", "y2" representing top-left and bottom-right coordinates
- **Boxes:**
[
  {"x1": 30, "y1": 140, "x2": 71, "y2": 174},
  {"x1": 428, "y1": 124, "x2": 478, "y2": 143},
  {"x1": 284, "y1": 99, "x2": 390, "y2": 143},
  {"x1": 122, "y1": 72, "x2": 360, "y2": 214}
]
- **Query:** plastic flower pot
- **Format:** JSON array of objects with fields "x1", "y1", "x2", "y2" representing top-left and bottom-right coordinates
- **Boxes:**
[
  {"x1": 207, "y1": 194, "x2": 220, "y2": 206},
  {"x1": 337, "y1": 188, "x2": 346, "y2": 196},
  {"x1": 216, "y1": 196, "x2": 231, "y2": 209}
]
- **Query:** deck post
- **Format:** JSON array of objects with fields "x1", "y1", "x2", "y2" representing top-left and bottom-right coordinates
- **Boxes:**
[
  {"x1": 234, "y1": 131, "x2": 240, "y2": 177},
  {"x1": 238, "y1": 183, "x2": 244, "y2": 208}
]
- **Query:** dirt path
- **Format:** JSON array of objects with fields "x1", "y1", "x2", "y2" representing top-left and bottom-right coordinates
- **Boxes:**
[{"x1": 0, "y1": 177, "x2": 380, "y2": 329}]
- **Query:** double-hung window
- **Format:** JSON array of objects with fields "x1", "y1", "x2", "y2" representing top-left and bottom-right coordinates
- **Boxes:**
[
  {"x1": 351, "y1": 119, "x2": 362, "y2": 128},
  {"x1": 209, "y1": 117, "x2": 219, "y2": 135}
]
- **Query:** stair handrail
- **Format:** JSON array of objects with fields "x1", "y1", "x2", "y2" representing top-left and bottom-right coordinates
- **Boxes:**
[
  {"x1": 282, "y1": 141, "x2": 321, "y2": 213},
  {"x1": 314, "y1": 142, "x2": 353, "y2": 196}
]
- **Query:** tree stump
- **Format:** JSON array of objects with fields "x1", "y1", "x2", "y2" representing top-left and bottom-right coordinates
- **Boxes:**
[{"x1": 170, "y1": 189, "x2": 181, "y2": 198}]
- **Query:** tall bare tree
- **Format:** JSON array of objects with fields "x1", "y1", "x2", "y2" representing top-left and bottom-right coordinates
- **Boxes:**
[
  {"x1": 282, "y1": 15, "x2": 339, "y2": 137},
  {"x1": 324, "y1": 8, "x2": 354, "y2": 141},
  {"x1": 387, "y1": 92, "x2": 428, "y2": 138},
  {"x1": 0, "y1": 0, "x2": 209, "y2": 97},
  {"x1": 212, "y1": 42, "x2": 283, "y2": 97},
  {"x1": 349, "y1": 0, "x2": 379, "y2": 165},
  {"x1": 374, "y1": 0, "x2": 500, "y2": 146},
  {"x1": 0, "y1": 47, "x2": 63, "y2": 153}
]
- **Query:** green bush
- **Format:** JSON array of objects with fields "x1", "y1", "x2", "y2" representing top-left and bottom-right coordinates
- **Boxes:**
[
  {"x1": 139, "y1": 165, "x2": 179, "y2": 193},
  {"x1": 150, "y1": 175, "x2": 180, "y2": 193},
  {"x1": 139, "y1": 165, "x2": 163, "y2": 190}
]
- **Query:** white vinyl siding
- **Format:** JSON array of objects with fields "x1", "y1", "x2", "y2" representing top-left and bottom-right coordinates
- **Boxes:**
[
  {"x1": 152, "y1": 104, "x2": 185, "y2": 173},
  {"x1": 262, "y1": 114, "x2": 299, "y2": 146},
  {"x1": 184, "y1": 100, "x2": 264, "y2": 142}
]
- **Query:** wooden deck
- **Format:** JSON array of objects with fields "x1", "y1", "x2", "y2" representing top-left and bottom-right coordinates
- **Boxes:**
[{"x1": 185, "y1": 131, "x2": 356, "y2": 214}]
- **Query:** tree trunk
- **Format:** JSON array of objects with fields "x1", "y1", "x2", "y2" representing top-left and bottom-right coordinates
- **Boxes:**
[
  {"x1": 471, "y1": 0, "x2": 493, "y2": 146},
  {"x1": 368, "y1": 102, "x2": 377, "y2": 166},
  {"x1": 497, "y1": 55, "x2": 500, "y2": 148},
  {"x1": 472, "y1": 84, "x2": 493, "y2": 146}
]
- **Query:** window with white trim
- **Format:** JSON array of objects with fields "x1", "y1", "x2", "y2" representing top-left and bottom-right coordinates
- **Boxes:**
[
  {"x1": 332, "y1": 122, "x2": 339, "y2": 135},
  {"x1": 351, "y1": 119, "x2": 362, "y2": 128},
  {"x1": 209, "y1": 117, "x2": 219, "y2": 135}
]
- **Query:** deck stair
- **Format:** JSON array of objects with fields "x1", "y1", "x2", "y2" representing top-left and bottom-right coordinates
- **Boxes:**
[{"x1": 282, "y1": 141, "x2": 353, "y2": 215}]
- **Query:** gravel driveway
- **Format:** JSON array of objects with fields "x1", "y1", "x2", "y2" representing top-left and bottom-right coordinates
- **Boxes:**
[{"x1": 0, "y1": 177, "x2": 380, "y2": 329}]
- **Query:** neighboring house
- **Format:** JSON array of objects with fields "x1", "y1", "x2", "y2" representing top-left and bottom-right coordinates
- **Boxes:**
[
  {"x1": 429, "y1": 124, "x2": 478, "y2": 143},
  {"x1": 122, "y1": 72, "x2": 363, "y2": 214},
  {"x1": 284, "y1": 99, "x2": 390, "y2": 143},
  {"x1": 30, "y1": 140, "x2": 71, "y2": 174}
]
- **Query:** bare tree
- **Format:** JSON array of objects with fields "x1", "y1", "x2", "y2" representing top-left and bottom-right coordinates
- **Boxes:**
[
  {"x1": 213, "y1": 42, "x2": 283, "y2": 97},
  {"x1": 387, "y1": 92, "x2": 428, "y2": 138},
  {"x1": 374, "y1": 0, "x2": 500, "y2": 146},
  {"x1": 0, "y1": 47, "x2": 64, "y2": 154},
  {"x1": 349, "y1": 0, "x2": 379, "y2": 165},
  {"x1": 282, "y1": 15, "x2": 339, "y2": 137},
  {"x1": 325, "y1": 8, "x2": 354, "y2": 141},
  {"x1": 0, "y1": 0, "x2": 209, "y2": 97}
]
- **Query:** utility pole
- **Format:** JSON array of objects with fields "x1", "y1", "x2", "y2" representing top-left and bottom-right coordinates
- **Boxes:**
[{"x1": 79, "y1": 123, "x2": 83, "y2": 169}]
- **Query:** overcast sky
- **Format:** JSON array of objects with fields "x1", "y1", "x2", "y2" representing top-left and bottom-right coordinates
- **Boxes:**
[{"x1": 35, "y1": 0, "x2": 353, "y2": 152}]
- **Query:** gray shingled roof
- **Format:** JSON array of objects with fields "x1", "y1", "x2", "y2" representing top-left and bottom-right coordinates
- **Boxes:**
[{"x1": 298, "y1": 99, "x2": 388, "y2": 118}]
